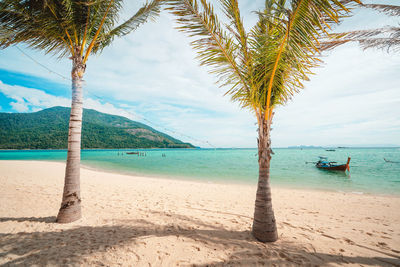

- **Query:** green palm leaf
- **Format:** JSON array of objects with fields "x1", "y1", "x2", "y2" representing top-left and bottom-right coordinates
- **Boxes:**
[
  {"x1": 0, "y1": 0, "x2": 163, "y2": 224},
  {"x1": 0, "y1": 0, "x2": 162, "y2": 60},
  {"x1": 166, "y1": 0, "x2": 250, "y2": 100},
  {"x1": 167, "y1": 0, "x2": 360, "y2": 242},
  {"x1": 92, "y1": 0, "x2": 162, "y2": 54},
  {"x1": 167, "y1": 0, "x2": 359, "y2": 115}
]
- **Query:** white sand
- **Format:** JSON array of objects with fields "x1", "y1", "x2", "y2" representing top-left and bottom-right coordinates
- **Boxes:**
[{"x1": 0, "y1": 160, "x2": 399, "y2": 266}]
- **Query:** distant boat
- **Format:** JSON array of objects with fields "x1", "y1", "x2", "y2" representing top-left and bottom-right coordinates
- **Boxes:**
[
  {"x1": 325, "y1": 149, "x2": 336, "y2": 152},
  {"x1": 384, "y1": 158, "x2": 400, "y2": 164},
  {"x1": 126, "y1": 152, "x2": 139, "y2": 155},
  {"x1": 316, "y1": 156, "x2": 351, "y2": 171}
]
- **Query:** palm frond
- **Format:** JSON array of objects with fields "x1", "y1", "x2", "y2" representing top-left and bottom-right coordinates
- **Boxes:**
[
  {"x1": 167, "y1": 0, "x2": 359, "y2": 114},
  {"x1": 0, "y1": 0, "x2": 70, "y2": 56},
  {"x1": 166, "y1": 0, "x2": 250, "y2": 101},
  {"x1": 220, "y1": 0, "x2": 252, "y2": 84},
  {"x1": 0, "y1": 0, "x2": 155, "y2": 60},
  {"x1": 257, "y1": 0, "x2": 354, "y2": 114},
  {"x1": 92, "y1": 0, "x2": 162, "y2": 54},
  {"x1": 358, "y1": 37, "x2": 400, "y2": 52},
  {"x1": 319, "y1": 4, "x2": 400, "y2": 52},
  {"x1": 83, "y1": 0, "x2": 119, "y2": 62},
  {"x1": 363, "y1": 4, "x2": 400, "y2": 17},
  {"x1": 320, "y1": 26, "x2": 400, "y2": 52}
]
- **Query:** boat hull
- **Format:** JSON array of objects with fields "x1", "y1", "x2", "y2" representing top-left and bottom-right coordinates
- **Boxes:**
[
  {"x1": 316, "y1": 164, "x2": 347, "y2": 171},
  {"x1": 316, "y1": 157, "x2": 351, "y2": 172}
]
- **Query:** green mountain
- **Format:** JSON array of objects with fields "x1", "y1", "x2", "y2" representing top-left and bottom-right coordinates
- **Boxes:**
[{"x1": 0, "y1": 106, "x2": 194, "y2": 149}]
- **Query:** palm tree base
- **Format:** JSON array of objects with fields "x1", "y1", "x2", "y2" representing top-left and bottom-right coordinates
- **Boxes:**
[
  {"x1": 56, "y1": 204, "x2": 81, "y2": 223},
  {"x1": 252, "y1": 224, "x2": 278, "y2": 242}
]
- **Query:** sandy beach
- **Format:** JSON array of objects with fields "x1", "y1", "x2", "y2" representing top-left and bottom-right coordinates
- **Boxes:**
[{"x1": 0, "y1": 160, "x2": 399, "y2": 266}]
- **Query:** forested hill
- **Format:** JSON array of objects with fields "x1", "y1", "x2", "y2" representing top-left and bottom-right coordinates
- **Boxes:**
[{"x1": 0, "y1": 106, "x2": 194, "y2": 149}]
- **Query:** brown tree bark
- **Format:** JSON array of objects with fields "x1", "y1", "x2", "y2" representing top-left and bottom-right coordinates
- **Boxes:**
[
  {"x1": 252, "y1": 114, "x2": 278, "y2": 242},
  {"x1": 56, "y1": 47, "x2": 85, "y2": 223}
]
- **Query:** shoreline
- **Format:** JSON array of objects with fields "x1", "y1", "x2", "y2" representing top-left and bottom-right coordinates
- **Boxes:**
[
  {"x1": 1, "y1": 146, "x2": 399, "y2": 150},
  {"x1": 1, "y1": 160, "x2": 400, "y2": 265},
  {"x1": 1, "y1": 158, "x2": 399, "y2": 198},
  {"x1": 79, "y1": 161, "x2": 400, "y2": 198}
]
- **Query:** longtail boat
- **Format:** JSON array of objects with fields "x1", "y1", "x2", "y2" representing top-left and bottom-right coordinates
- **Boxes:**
[{"x1": 316, "y1": 157, "x2": 351, "y2": 171}]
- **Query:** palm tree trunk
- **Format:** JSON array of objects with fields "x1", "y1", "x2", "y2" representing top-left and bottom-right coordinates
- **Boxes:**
[
  {"x1": 252, "y1": 114, "x2": 278, "y2": 242},
  {"x1": 56, "y1": 47, "x2": 85, "y2": 223}
]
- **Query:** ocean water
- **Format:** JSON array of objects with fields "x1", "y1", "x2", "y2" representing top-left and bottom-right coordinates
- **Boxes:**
[{"x1": 1, "y1": 148, "x2": 399, "y2": 195}]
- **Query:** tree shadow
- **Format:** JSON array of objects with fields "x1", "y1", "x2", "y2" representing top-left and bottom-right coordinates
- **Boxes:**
[
  {"x1": 0, "y1": 216, "x2": 56, "y2": 223},
  {"x1": 1, "y1": 213, "x2": 399, "y2": 266}
]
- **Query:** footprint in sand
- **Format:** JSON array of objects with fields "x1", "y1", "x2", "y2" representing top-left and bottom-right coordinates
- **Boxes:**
[
  {"x1": 377, "y1": 242, "x2": 389, "y2": 249},
  {"x1": 343, "y1": 238, "x2": 355, "y2": 245}
]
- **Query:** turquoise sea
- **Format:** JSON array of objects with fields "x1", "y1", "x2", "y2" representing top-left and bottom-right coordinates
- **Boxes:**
[{"x1": 1, "y1": 148, "x2": 399, "y2": 195}]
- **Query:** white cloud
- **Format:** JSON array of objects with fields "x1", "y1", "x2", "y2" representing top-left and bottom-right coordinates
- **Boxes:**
[
  {"x1": 0, "y1": 81, "x2": 70, "y2": 110},
  {"x1": 10, "y1": 101, "x2": 29, "y2": 112},
  {"x1": 84, "y1": 98, "x2": 139, "y2": 120},
  {"x1": 271, "y1": 44, "x2": 400, "y2": 147},
  {"x1": 0, "y1": 80, "x2": 139, "y2": 120}
]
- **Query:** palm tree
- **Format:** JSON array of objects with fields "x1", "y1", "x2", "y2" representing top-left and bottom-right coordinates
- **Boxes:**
[
  {"x1": 321, "y1": 4, "x2": 400, "y2": 52},
  {"x1": 0, "y1": 0, "x2": 161, "y2": 223},
  {"x1": 166, "y1": 0, "x2": 360, "y2": 242}
]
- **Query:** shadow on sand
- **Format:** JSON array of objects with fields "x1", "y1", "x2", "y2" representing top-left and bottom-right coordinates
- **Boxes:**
[
  {"x1": 0, "y1": 213, "x2": 399, "y2": 266},
  {"x1": 0, "y1": 216, "x2": 56, "y2": 223}
]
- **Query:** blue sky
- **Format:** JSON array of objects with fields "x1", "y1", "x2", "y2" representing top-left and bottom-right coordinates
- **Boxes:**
[{"x1": 0, "y1": 0, "x2": 399, "y2": 148}]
